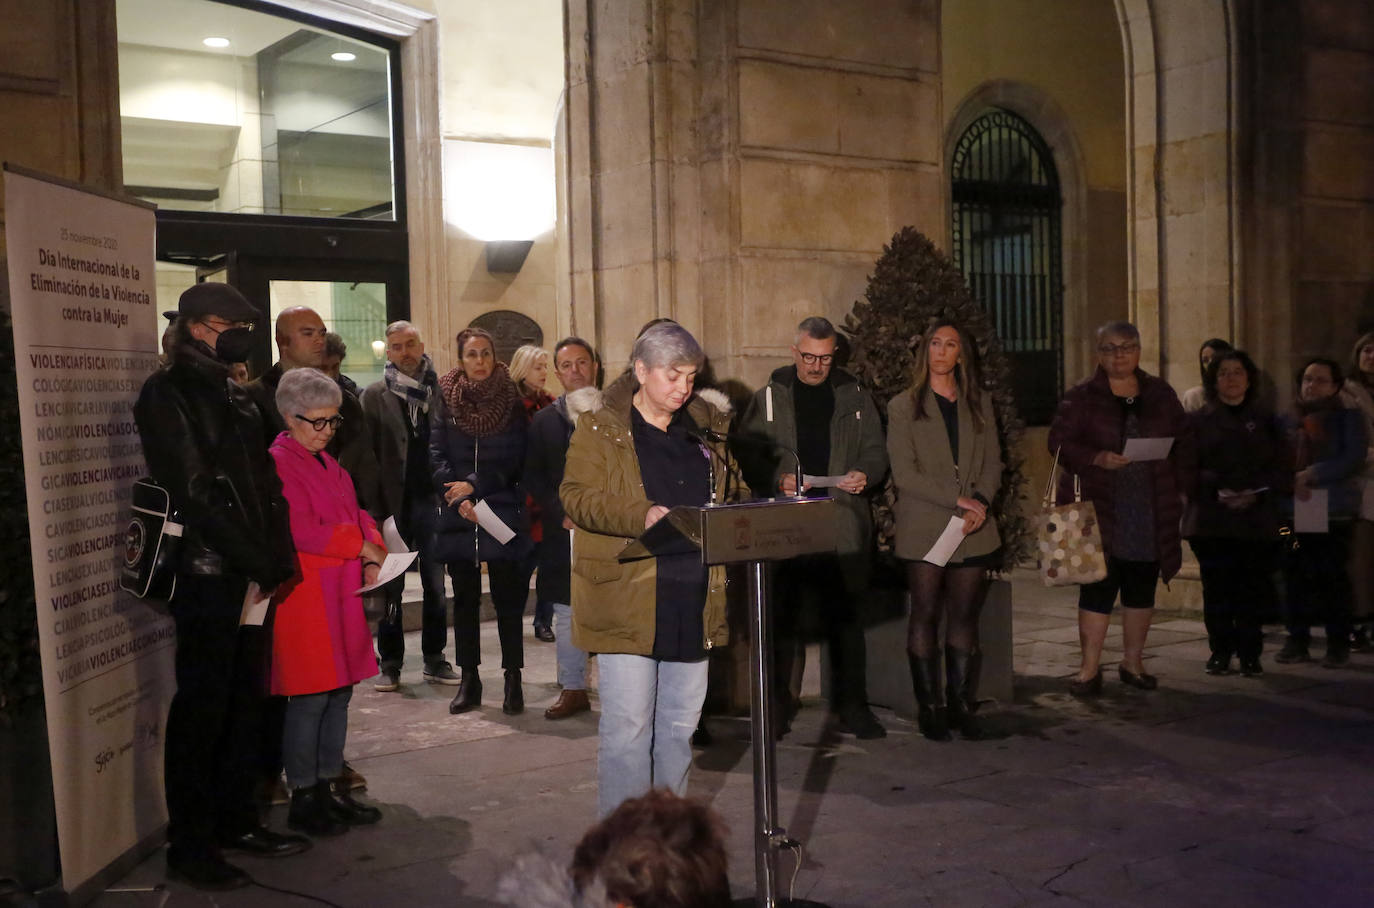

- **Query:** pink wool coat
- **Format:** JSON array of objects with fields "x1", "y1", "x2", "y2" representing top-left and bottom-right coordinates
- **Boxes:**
[{"x1": 269, "y1": 433, "x2": 382, "y2": 696}]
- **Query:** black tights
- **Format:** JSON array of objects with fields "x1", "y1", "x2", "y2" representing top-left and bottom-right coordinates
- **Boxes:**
[{"x1": 906, "y1": 561, "x2": 987, "y2": 657}]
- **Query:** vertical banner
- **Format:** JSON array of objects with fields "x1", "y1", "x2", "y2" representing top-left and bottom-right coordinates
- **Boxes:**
[{"x1": 4, "y1": 167, "x2": 174, "y2": 899}]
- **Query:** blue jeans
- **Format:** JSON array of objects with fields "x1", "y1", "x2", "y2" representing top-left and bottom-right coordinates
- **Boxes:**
[
  {"x1": 553, "y1": 602, "x2": 588, "y2": 690},
  {"x1": 595, "y1": 654, "x2": 708, "y2": 818},
  {"x1": 282, "y1": 686, "x2": 352, "y2": 790}
]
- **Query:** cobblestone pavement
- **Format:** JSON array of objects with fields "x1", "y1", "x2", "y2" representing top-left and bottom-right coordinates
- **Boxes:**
[{"x1": 92, "y1": 570, "x2": 1374, "y2": 907}]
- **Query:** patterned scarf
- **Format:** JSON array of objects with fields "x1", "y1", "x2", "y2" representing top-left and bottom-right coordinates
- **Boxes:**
[
  {"x1": 385, "y1": 354, "x2": 438, "y2": 426},
  {"x1": 440, "y1": 361, "x2": 520, "y2": 437}
]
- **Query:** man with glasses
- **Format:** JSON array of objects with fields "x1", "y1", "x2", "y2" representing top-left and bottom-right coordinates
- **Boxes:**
[
  {"x1": 135, "y1": 283, "x2": 307, "y2": 889},
  {"x1": 360, "y1": 321, "x2": 456, "y2": 691},
  {"x1": 736, "y1": 316, "x2": 890, "y2": 739}
]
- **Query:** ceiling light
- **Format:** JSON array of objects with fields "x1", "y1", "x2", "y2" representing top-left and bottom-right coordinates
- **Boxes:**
[
  {"x1": 202, "y1": 37, "x2": 230, "y2": 48},
  {"x1": 331, "y1": 52, "x2": 356, "y2": 62}
]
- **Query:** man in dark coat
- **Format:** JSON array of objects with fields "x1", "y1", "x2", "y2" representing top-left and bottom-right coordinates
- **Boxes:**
[
  {"x1": 360, "y1": 321, "x2": 455, "y2": 690},
  {"x1": 524, "y1": 337, "x2": 599, "y2": 718},
  {"x1": 134, "y1": 283, "x2": 308, "y2": 890},
  {"x1": 737, "y1": 316, "x2": 890, "y2": 739}
]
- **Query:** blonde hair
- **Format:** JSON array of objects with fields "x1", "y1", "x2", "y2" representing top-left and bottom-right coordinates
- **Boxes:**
[{"x1": 509, "y1": 345, "x2": 549, "y2": 392}]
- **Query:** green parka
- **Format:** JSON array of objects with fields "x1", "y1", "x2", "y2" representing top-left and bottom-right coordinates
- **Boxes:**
[
  {"x1": 736, "y1": 365, "x2": 889, "y2": 588},
  {"x1": 560, "y1": 374, "x2": 746, "y2": 656}
]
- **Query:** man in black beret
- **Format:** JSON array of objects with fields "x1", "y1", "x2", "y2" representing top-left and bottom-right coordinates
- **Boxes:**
[{"x1": 135, "y1": 283, "x2": 309, "y2": 890}]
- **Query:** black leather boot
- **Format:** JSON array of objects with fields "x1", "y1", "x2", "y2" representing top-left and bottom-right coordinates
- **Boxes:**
[
  {"x1": 907, "y1": 654, "x2": 951, "y2": 741},
  {"x1": 320, "y1": 780, "x2": 381, "y2": 826},
  {"x1": 503, "y1": 668, "x2": 524, "y2": 715},
  {"x1": 448, "y1": 668, "x2": 482, "y2": 714},
  {"x1": 287, "y1": 784, "x2": 347, "y2": 837},
  {"x1": 945, "y1": 647, "x2": 983, "y2": 740}
]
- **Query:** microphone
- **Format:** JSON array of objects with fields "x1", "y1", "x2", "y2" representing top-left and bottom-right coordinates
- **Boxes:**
[{"x1": 700, "y1": 428, "x2": 805, "y2": 499}]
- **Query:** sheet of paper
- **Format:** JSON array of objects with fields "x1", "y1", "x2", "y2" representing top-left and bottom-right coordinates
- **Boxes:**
[
  {"x1": 803, "y1": 473, "x2": 846, "y2": 488},
  {"x1": 239, "y1": 581, "x2": 269, "y2": 626},
  {"x1": 381, "y1": 515, "x2": 410, "y2": 554},
  {"x1": 473, "y1": 499, "x2": 517, "y2": 544},
  {"x1": 356, "y1": 551, "x2": 419, "y2": 594},
  {"x1": 1121, "y1": 436, "x2": 1174, "y2": 461},
  {"x1": 1293, "y1": 488, "x2": 1329, "y2": 533},
  {"x1": 921, "y1": 515, "x2": 967, "y2": 567}
]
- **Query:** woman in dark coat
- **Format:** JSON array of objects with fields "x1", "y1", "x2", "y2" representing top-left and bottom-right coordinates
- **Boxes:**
[
  {"x1": 1047, "y1": 321, "x2": 1193, "y2": 696},
  {"x1": 1183, "y1": 350, "x2": 1288, "y2": 677},
  {"x1": 1277, "y1": 357, "x2": 1366, "y2": 666},
  {"x1": 431, "y1": 327, "x2": 532, "y2": 715}
]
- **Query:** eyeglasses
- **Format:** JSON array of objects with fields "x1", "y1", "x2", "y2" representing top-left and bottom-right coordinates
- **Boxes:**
[
  {"x1": 295, "y1": 413, "x2": 344, "y2": 431},
  {"x1": 202, "y1": 318, "x2": 255, "y2": 334},
  {"x1": 798, "y1": 352, "x2": 834, "y2": 366},
  {"x1": 1098, "y1": 343, "x2": 1140, "y2": 356}
]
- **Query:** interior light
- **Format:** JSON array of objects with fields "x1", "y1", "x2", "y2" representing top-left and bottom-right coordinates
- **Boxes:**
[
  {"x1": 371, "y1": 340, "x2": 386, "y2": 358},
  {"x1": 202, "y1": 37, "x2": 230, "y2": 48},
  {"x1": 331, "y1": 52, "x2": 356, "y2": 62}
]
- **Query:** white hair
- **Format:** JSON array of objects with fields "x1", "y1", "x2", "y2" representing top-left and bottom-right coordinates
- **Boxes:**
[{"x1": 275, "y1": 367, "x2": 341, "y2": 420}]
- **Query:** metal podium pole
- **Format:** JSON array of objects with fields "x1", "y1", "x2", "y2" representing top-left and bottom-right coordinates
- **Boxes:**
[{"x1": 740, "y1": 560, "x2": 830, "y2": 908}]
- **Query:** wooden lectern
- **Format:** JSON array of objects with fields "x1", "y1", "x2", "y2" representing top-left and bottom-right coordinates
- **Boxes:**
[{"x1": 622, "y1": 496, "x2": 837, "y2": 907}]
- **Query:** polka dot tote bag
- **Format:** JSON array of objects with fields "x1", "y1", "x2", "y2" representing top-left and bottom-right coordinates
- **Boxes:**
[{"x1": 1036, "y1": 447, "x2": 1108, "y2": 587}]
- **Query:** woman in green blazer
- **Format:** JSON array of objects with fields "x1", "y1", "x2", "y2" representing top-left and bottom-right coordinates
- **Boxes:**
[{"x1": 886, "y1": 320, "x2": 1003, "y2": 741}]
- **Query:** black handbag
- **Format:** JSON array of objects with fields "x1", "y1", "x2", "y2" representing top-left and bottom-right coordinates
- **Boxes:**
[{"x1": 120, "y1": 478, "x2": 184, "y2": 600}]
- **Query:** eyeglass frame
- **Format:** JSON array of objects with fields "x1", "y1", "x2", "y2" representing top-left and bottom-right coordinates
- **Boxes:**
[
  {"x1": 1097, "y1": 342, "x2": 1140, "y2": 356},
  {"x1": 798, "y1": 352, "x2": 835, "y2": 366},
  {"x1": 294, "y1": 413, "x2": 344, "y2": 432}
]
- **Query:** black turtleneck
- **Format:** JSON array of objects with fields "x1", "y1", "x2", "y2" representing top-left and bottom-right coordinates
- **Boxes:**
[{"x1": 793, "y1": 376, "x2": 833, "y2": 482}]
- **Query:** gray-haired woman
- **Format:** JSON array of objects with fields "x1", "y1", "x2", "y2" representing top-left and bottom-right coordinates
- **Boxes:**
[
  {"x1": 270, "y1": 368, "x2": 385, "y2": 835},
  {"x1": 560, "y1": 322, "x2": 745, "y2": 818}
]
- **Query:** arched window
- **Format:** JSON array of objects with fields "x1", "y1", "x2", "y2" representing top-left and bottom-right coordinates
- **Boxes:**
[{"x1": 951, "y1": 109, "x2": 1063, "y2": 425}]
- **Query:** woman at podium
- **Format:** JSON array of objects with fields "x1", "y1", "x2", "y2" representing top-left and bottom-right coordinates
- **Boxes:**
[{"x1": 560, "y1": 322, "x2": 742, "y2": 818}]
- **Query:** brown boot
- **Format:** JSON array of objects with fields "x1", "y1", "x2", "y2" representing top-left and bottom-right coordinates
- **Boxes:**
[{"x1": 544, "y1": 689, "x2": 591, "y2": 720}]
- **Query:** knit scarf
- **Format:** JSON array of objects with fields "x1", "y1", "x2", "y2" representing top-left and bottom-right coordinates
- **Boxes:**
[
  {"x1": 385, "y1": 354, "x2": 438, "y2": 426},
  {"x1": 440, "y1": 361, "x2": 519, "y2": 437}
]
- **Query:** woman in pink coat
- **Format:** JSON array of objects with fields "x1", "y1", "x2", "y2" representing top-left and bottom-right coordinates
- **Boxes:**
[{"x1": 271, "y1": 368, "x2": 386, "y2": 837}]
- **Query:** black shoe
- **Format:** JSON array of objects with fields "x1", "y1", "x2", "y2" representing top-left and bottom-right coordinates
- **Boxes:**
[
  {"x1": 449, "y1": 669, "x2": 482, "y2": 714},
  {"x1": 166, "y1": 849, "x2": 250, "y2": 891},
  {"x1": 503, "y1": 669, "x2": 524, "y2": 715},
  {"x1": 908, "y1": 654, "x2": 951, "y2": 741},
  {"x1": 320, "y1": 780, "x2": 381, "y2": 826},
  {"x1": 1350, "y1": 626, "x2": 1371, "y2": 652},
  {"x1": 533, "y1": 622, "x2": 555, "y2": 643},
  {"x1": 1205, "y1": 653, "x2": 1233, "y2": 675},
  {"x1": 837, "y1": 705, "x2": 887, "y2": 739},
  {"x1": 1118, "y1": 665, "x2": 1158, "y2": 690},
  {"x1": 218, "y1": 826, "x2": 311, "y2": 857},
  {"x1": 1068, "y1": 669, "x2": 1103, "y2": 697},
  {"x1": 1275, "y1": 638, "x2": 1310, "y2": 664},
  {"x1": 287, "y1": 785, "x2": 348, "y2": 837},
  {"x1": 1239, "y1": 657, "x2": 1264, "y2": 676}
]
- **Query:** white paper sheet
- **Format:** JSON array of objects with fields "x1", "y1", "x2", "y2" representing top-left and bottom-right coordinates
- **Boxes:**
[
  {"x1": 1121, "y1": 436, "x2": 1175, "y2": 461},
  {"x1": 239, "y1": 581, "x2": 269, "y2": 626},
  {"x1": 381, "y1": 515, "x2": 410, "y2": 554},
  {"x1": 921, "y1": 515, "x2": 968, "y2": 567},
  {"x1": 803, "y1": 473, "x2": 846, "y2": 488},
  {"x1": 1294, "y1": 488, "x2": 1329, "y2": 533},
  {"x1": 473, "y1": 499, "x2": 517, "y2": 544},
  {"x1": 356, "y1": 551, "x2": 419, "y2": 594}
]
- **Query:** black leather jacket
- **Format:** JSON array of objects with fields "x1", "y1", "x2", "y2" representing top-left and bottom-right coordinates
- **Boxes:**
[{"x1": 134, "y1": 340, "x2": 296, "y2": 587}]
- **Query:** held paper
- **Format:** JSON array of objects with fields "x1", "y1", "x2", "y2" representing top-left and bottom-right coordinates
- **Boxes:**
[
  {"x1": 381, "y1": 515, "x2": 410, "y2": 554},
  {"x1": 921, "y1": 515, "x2": 968, "y2": 567},
  {"x1": 802, "y1": 474, "x2": 846, "y2": 488},
  {"x1": 1294, "y1": 488, "x2": 1329, "y2": 533},
  {"x1": 474, "y1": 499, "x2": 517, "y2": 544},
  {"x1": 1121, "y1": 437, "x2": 1175, "y2": 461},
  {"x1": 356, "y1": 551, "x2": 419, "y2": 594}
]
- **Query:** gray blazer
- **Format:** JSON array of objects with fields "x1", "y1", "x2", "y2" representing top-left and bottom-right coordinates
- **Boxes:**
[
  {"x1": 360, "y1": 380, "x2": 433, "y2": 521},
  {"x1": 886, "y1": 387, "x2": 1002, "y2": 563}
]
